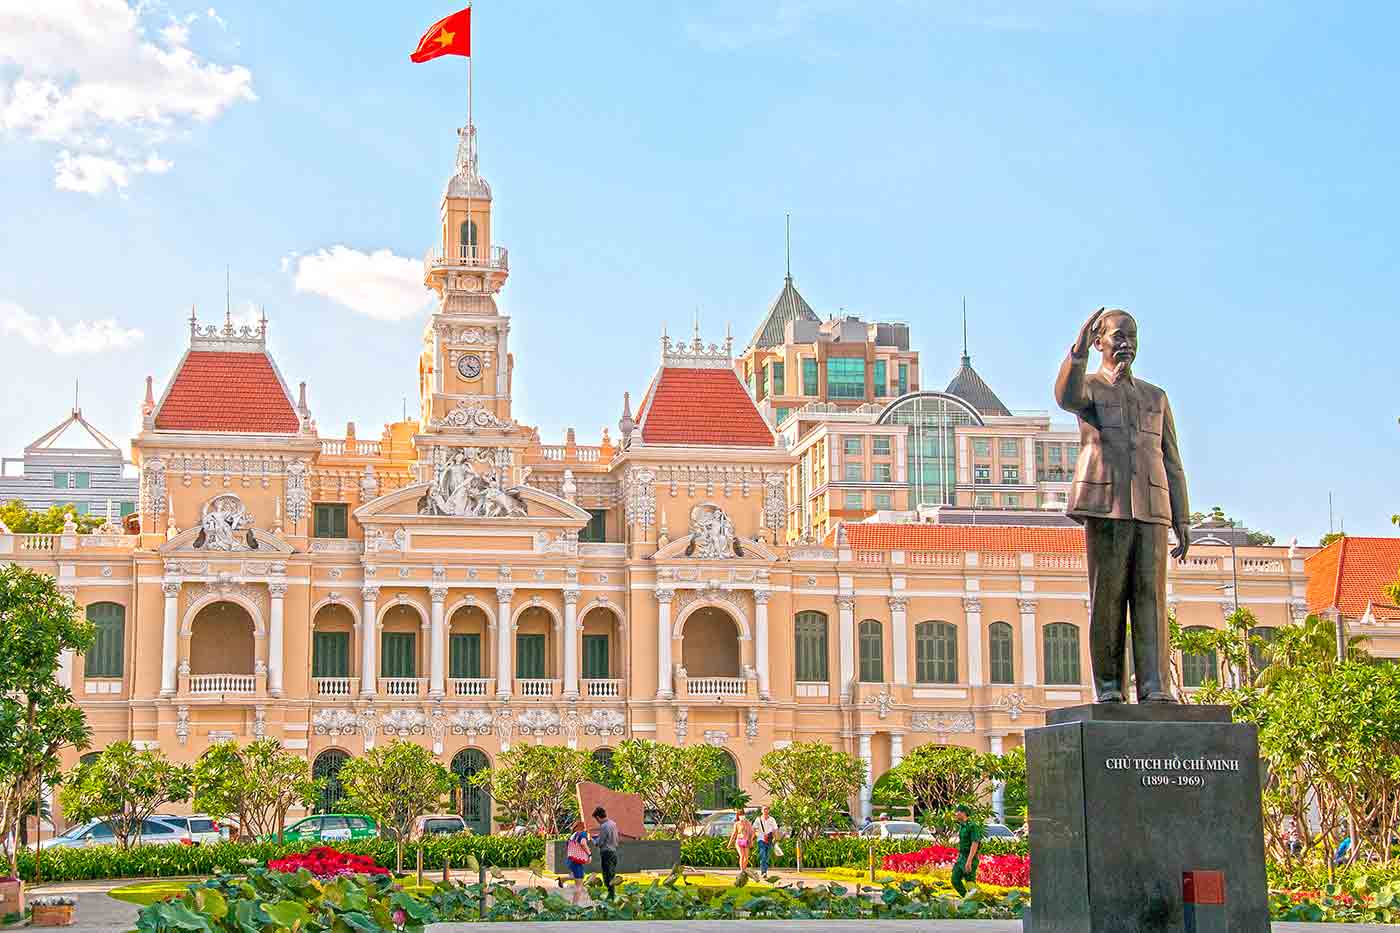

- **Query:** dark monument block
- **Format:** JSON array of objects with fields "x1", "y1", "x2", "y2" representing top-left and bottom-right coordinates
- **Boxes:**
[
  {"x1": 1026, "y1": 703, "x2": 1269, "y2": 933},
  {"x1": 545, "y1": 838, "x2": 682, "y2": 875}
]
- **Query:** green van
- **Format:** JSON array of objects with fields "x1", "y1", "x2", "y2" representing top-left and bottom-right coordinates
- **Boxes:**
[{"x1": 277, "y1": 814, "x2": 378, "y2": 843}]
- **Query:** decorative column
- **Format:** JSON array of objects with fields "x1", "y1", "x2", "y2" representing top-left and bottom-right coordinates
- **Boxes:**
[
  {"x1": 267, "y1": 582, "x2": 287, "y2": 697},
  {"x1": 57, "y1": 650, "x2": 73, "y2": 689},
  {"x1": 964, "y1": 597, "x2": 984, "y2": 687},
  {"x1": 562, "y1": 589, "x2": 580, "y2": 699},
  {"x1": 989, "y1": 733, "x2": 1006, "y2": 822},
  {"x1": 360, "y1": 585, "x2": 379, "y2": 696},
  {"x1": 1018, "y1": 599, "x2": 1039, "y2": 688},
  {"x1": 837, "y1": 596, "x2": 855, "y2": 702},
  {"x1": 161, "y1": 582, "x2": 180, "y2": 697},
  {"x1": 655, "y1": 588, "x2": 674, "y2": 699},
  {"x1": 890, "y1": 732, "x2": 905, "y2": 769},
  {"x1": 888, "y1": 597, "x2": 909, "y2": 686},
  {"x1": 753, "y1": 590, "x2": 770, "y2": 699},
  {"x1": 857, "y1": 732, "x2": 873, "y2": 823},
  {"x1": 495, "y1": 587, "x2": 513, "y2": 698},
  {"x1": 429, "y1": 586, "x2": 447, "y2": 698}
]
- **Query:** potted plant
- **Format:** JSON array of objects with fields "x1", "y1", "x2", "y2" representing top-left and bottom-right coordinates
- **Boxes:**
[{"x1": 29, "y1": 895, "x2": 76, "y2": 927}]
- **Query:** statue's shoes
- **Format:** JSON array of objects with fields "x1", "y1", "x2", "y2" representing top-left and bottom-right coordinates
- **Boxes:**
[
  {"x1": 1140, "y1": 692, "x2": 1174, "y2": 703},
  {"x1": 1095, "y1": 691, "x2": 1125, "y2": 703}
]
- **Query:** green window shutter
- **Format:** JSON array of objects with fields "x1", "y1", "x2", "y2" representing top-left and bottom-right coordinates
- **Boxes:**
[
  {"x1": 314, "y1": 504, "x2": 349, "y2": 539},
  {"x1": 580, "y1": 509, "x2": 607, "y2": 543},
  {"x1": 988, "y1": 622, "x2": 1014, "y2": 684},
  {"x1": 312, "y1": 632, "x2": 350, "y2": 678},
  {"x1": 1043, "y1": 624, "x2": 1080, "y2": 685},
  {"x1": 772, "y1": 362, "x2": 785, "y2": 395},
  {"x1": 449, "y1": 634, "x2": 481, "y2": 678},
  {"x1": 897, "y1": 363, "x2": 909, "y2": 395},
  {"x1": 858, "y1": 620, "x2": 883, "y2": 683},
  {"x1": 794, "y1": 611, "x2": 828, "y2": 681},
  {"x1": 582, "y1": 635, "x2": 610, "y2": 679},
  {"x1": 380, "y1": 632, "x2": 416, "y2": 678},
  {"x1": 802, "y1": 359, "x2": 818, "y2": 396},
  {"x1": 915, "y1": 621, "x2": 958, "y2": 683},
  {"x1": 516, "y1": 634, "x2": 546, "y2": 678},
  {"x1": 83, "y1": 603, "x2": 124, "y2": 678},
  {"x1": 873, "y1": 360, "x2": 887, "y2": 397},
  {"x1": 1181, "y1": 627, "x2": 1218, "y2": 688}
]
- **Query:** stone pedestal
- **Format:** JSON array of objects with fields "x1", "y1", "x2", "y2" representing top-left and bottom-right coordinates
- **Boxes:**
[
  {"x1": 545, "y1": 838, "x2": 681, "y2": 875},
  {"x1": 1026, "y1": 703, "x2": 1269, "y2": 933}
]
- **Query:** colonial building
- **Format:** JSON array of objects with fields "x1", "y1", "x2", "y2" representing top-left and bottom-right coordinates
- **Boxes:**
[
  {"x1": 0, "y1": 115, "x2": 1328, "y2": 831},
  {"x1": 0, "y1": 407, "x2": 137, "y2": 517}
]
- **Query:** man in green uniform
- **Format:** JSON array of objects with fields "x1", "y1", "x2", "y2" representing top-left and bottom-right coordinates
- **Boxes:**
[{"x1": 951, "y1": 805, "x2": 983, "y2": 896}]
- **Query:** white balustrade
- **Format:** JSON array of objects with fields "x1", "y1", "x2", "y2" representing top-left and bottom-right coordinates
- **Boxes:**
[
  {"x1": 979, "y1": 552, "x2": 1019, "y2": 570},
  {"x1": 686, "y1": 677, "x2": 749, "y2": 698},
  {"x1": 1036, "y1": 554, "x2": 1086, "y2": 570},
  {"x1": 583, "y1": 678, "x2": 623, "y2": 698},
  {"x1": 909, "y1": 550, "x2": 961, "y2": 568},
  {"x1": 320, "y1": 439, "x2": 382, "y2": 457},
  {"x1": 517, "y1": 678, "x2": 558, "y2": 698},
  {"x1": 189, "y1": 674, "x2": 256, "y2": 695},
  {"x1": 854, "y1": 550, "x2": 885, "y2": 564},
  {"x1": 313, "y1": 677, "x2": 358, "y2": 697},
  {"x1": 424, "y1": 244, "x2": 509, "y2": 273},
  {"x1": 1240, "y1": 558, "x2": 1284, "y2": 574},
  {"x1": 380, "y1": 677, "x2": 428, "y2": 698},
  {"x1": 449, "y1": 678, "x2": 492, "y2": 697},
  {"x1": 1175, "y1": 556, "x2": 1222, "y2": 572},
  {"x1": 18, "y1": 534, "x2": 56, "y2": 552}
]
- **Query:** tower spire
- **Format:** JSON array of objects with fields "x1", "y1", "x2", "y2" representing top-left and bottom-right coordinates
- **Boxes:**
[
  {"x1": 785, "y1": 212, "x2": 791, "y2": 281},
  {"x1": 961, "y1": 296, "x2": 970, "y2": 367}
]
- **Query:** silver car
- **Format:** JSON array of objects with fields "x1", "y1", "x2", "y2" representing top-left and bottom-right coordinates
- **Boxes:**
[
  {"x1": 859, "y1": 820, "x2": 934, "y2": 840},
  {"x1": 30, "y1": 817, "x2": 190, "y2": 850}
]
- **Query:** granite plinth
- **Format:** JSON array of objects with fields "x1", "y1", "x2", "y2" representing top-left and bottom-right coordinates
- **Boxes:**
[
  {"x1": 545, "y1": 838, "x2": 681, "y2": 875},
  {"x1": 1027, "y1": 703, "x2": 1269, "y2": 933},
  {"x1": 1046, "y1": 703, "x2": 1233, "y2": 726}
]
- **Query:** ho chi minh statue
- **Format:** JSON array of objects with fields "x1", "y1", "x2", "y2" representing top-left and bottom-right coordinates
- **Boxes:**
[{"x1": 1055, "y1": 308, "x2": 1190, "y2": 704}]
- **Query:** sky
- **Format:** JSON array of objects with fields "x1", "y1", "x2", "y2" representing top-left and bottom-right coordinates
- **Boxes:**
[{"x1": 0, "y1": 0, "x2": 1396, "y2": 545}]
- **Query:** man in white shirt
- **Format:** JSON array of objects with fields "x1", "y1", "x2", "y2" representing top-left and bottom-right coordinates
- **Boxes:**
[{"x1": 753, "y1": 805, "x2": 779, "y2": 878}]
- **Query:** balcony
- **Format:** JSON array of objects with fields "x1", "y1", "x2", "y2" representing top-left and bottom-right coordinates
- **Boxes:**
[
  {"x1": 17, "y1": 534, "x2": 57, "y2": 552},
  {"x1": 320, "y1": 439, "x2": 382, "y2": 458},
  {"x1": 424, "y1": 244, "x2": 509, "y2": 275},
  {"x1": 381, "y1": 677, "x2": 428, "y2": 698},
  {"x1": 449, "y1": 678, "x2": 493, "y2": 697},
  {"x1": 517, "y1": 678, "x2": 559, "y2": 698},
  {"x1": 1239, "y1": 558, "x2": 1285, "y2": 575},
  {"x1": 583, "y1": 678, "x2": 623, "y2": 699},
  {"x1": 313, "y1": 677, "x2": 360, "y2": 698},
  {"x1": 683, "y1": 677, "x2": 756, "y2": 700},
  {"x1": 538, "y1": 444, "x2": 603, "y2": 463},
  {"x1": 189, "y1": 674, "x2": 256, "y2": 695}
]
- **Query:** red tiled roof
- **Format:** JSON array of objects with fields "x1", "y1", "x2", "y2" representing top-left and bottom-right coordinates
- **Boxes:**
[
  {"x1": 154, "y1": 350, "x2": 300, "y2": 434},
  {"x1": 636, "y1": 368, "x2": 774, "y2": 447},
  {"x1": 843, "y1": 523, "x2": 1087, "y2": 553},
  {"x1": 1305, "y1": 536, "x2": 1400, "y2": 618}
]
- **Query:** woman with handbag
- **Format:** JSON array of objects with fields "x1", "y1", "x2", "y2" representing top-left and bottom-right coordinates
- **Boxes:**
[{"x1": 565, "y1": 819, "x2": 592, "y2": 904}]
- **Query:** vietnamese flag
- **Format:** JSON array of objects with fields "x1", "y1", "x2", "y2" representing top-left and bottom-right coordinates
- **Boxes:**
[{"x1": 411, "y1": 7, "x2": 471, "y2": 63}]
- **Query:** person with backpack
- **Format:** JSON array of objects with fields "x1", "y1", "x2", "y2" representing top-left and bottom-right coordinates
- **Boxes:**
[{"x1": 564, "y1": 819, "x2": 592, "y2": 905}]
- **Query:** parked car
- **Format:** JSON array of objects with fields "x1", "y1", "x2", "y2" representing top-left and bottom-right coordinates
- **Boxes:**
[
  {"x1": 685, "y1": 811, "x2": 737, "y2": 838},
  {"x1": 822, "y1": 813, "x2": 858, "y2": 838},
  {"x1": 277, "y1": 814, "x2": 378, "y2": 843},
  {"x1": 411, "y1": 814, "x2": 468, "y2": 839},
  {"x1": 156, "y1": 814, "x2": 236, "y2": 845},
  {"x1": 983, "y1": 822, "x2": 1017, "y2": 840},
  {"x1": 30, "y1": 817, "x2": 191, "y2": 850},
  {"x1": 859, "y1": 820, "x2": 934, "y2": 841}
]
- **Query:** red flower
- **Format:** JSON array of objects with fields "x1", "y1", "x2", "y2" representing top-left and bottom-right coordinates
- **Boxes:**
[{"x1": 266, "y1": 846, "x2": 389, "y2": 878}]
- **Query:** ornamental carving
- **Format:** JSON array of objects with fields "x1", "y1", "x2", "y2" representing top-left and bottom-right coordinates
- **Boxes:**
[
  {"x1": 517, "y1": 709, "x2": 559, "y2": 737},
  {"x1": 703, "y1": 730, "x2": 728, "y2": 747},
  {"x1": 996, "y1": 692, "x2": 1027, "y2": 722},
  {"x1": 686, "y1": 503, "x2": 743, "y2": 559},
  {"x1": 142, "y1": 456, "x2": 167, "y2": 522},
  {"x1": 494, "y1": 708, "x2": 514, "y2": 742},
  {"x1": 1017, "y1": 599, "x2": 1038, "y2": 615},
  {"x1": 583, "y1": 709, "x2": 626, "y2": 736},
  {"x1": 888, "y1": 597, "x2": 908, "y2": 613},
  {"x1": 381, "y1": 709, "x2": 429, "y2": 736},
  {"x1": 193, "y1": 494, "x2": 257, "y2": 551},
  {"x1": 762, "y1": 472, "x2": 786, "y2": 532},
  {"x1": 360, "y1": 466, "x2": 379, "y2": 501},
  {"x1": 911, "y1": 711, "x2": 975, "y2": 734},
  {"x1": 253, "y1": 706, "x2": 267, "y2": 740},
  {"x1": 284, "y1": 460, "x2": 309, "y2": 527},
  {"x1": 674, "y1": 708, "x2": 689, "y2": 744},
  {"x1": 962, "y1": 598, "x2": 983, "y2": 614},
  {"x1": 866, "y1": 691, "x2": 896, "y2": 720},
  {"x1": 312, "y1": 709, "x2": 359, "y2": 736},
  {"x1": 450, "y1": 709, "x2": 494, "y2": 736},
  {"x1": 176, "y1": 706, "x2": 190, "y2": 745},
  {"x1": 746, "y1": 708, "x2": 759, "y2": 740},
  {"x1": 420, "y1": 447, "x2": 526, "y2": 518},
  {"x1": 623, "y1": 467, "x2": 656, "y2": 528},
  {"x1": 430, "y1": 400, "x2": 513, "y2": 432},
  {"x1": 182, "y1": 580, "x2": 269, "y2": 627}
]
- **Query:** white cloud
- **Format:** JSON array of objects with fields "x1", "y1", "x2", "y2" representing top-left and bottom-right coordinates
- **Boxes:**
[
  {"x1": 0, "y1": 0, "x2": 254, "y2": 194},
  {"x1": 0, "y1": 301, "x2": 144, "y2": 354},
  {"x1": 289, "y1": 247, "x2": 432, "y2": 322}
]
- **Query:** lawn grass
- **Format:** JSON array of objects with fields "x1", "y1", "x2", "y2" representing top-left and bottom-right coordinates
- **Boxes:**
[{"x1": 109, "y1": 876, "x2": 437, "y2": 907}]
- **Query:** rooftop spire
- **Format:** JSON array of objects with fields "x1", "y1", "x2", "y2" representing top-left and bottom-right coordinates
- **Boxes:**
[
  {"x1": 785, "y1": 212, "x2": 791, "y2": 281},
  {"x1": 961, "y1": 296, "x2": 971, "y2": 367}
]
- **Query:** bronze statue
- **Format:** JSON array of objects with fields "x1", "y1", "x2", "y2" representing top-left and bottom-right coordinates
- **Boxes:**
[{"x1": 1055, "y1": 308, "x2": 1190, "y2": 703}]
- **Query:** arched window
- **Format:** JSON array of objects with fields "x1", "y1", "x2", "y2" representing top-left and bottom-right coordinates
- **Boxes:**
[
  {"x1": 794, "y1": 611, "x2": 829, "y2": 682},
  {"x1": 699, "y1": 750, "x2": 738, "y2": 811},
  {"x1": 450, "y1": 749, "x2": 491, "y2": 835},
  {"x1": 858, "y1": 620, "x2": 883, "y2": 683},
  {"x1": 915, "y1": 621, "x2": 958, "y2": 683},
  {"x1": 459, "y1": 219, "x2": 479, "y2": 258},
  {"x1": 988, "y1": 621, "x2": 1014, "y2": 685},
  {"x1": 84, "y1": 603, "x2": 124, "y2": 678},
  {"x1": 1044, "y1": 623, "x2": 1081, "y2": 685},
  {"x1": 1249, "y1": 626, "x2": 1280, "y2": 678},
  {"x1": 1181, "y1": 626, "x2": 1219, "y2": 688},
  {"x1": 312, "y1": 750, "x2": 351, "y2": 814}
]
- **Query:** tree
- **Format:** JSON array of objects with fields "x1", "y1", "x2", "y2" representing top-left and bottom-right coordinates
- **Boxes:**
[
  {"x1": 1187, "y1": 506, "x2": 1275, "y2": 545},
  {"x1": 471, "y1": 744, "x2": 596, "y2": 837},
  {"x1": 753, "y1": 741, "x2": 864, "y2": 871},
  {"x1": 884, "y1": 745, "x2": 1000, "y2": 829},
  {"x1": 1319, "y1": 531, "x2": 1345, "y2": 548},
  {"x1": 609, "y1": 740, "x2": 724, "y2": 836},
  {"x1": 192, "y1": 739, "x2": 322, "y2": 842},
  {"x1": 338, "y1": 740, "x2": 453, "y2": 871},
  {"x1": 0, "y1": 566, "x2": 93, "y2": 873},
  {"x1": 0, "y1": 501, "x2": 104, "y2": 535},
  {"x1": 58, "y1": 742, "x2": 192, "y2": 850}
]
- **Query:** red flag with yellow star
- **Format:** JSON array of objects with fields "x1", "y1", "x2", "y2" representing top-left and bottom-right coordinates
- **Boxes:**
[{"x1": 410, "y1": 7, "x2": 471, "y2": 63}]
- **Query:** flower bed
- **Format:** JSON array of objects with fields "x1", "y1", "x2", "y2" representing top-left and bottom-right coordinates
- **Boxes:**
[
  {"x1": 881, "y1": 844, "x2": 1030, "y2": 888},
  {"x1": 266, "y1": 846, "x2": 389, "y2": 879}
]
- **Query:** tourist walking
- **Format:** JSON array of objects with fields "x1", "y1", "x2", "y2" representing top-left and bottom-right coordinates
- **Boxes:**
[
  {"x1": 592, "y1": 806, "x2": 619, "y2": 900},
  {"x1": 951, "y1": 805, "x2": 983, "y2": 896},
  {"x1": 728, "y1": 809, "x2": 756, "y2": 874},
  {"x1": 753, "y1": 804, "x2": 779, "y2": 878},
  {"x1": 564, "y1": 820, "x2": 592, "y2": 905}
]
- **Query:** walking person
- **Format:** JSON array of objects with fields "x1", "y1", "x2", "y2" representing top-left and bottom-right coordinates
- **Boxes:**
[
  {"x1": 753, "y1": 804, "x2": 779, "y2": 879},
  {"x1": 728, "y1": 809, "x2": 756, "y2": 874},
  {"x1": 592, "y1": 806, "x2": 619, "y2": 900},
  {"x1": 564, "y1": 820, "x2": 592, "y2": 905},
  {"x1": 951, "y1": 805, "x2": 983, "y2": 896}
]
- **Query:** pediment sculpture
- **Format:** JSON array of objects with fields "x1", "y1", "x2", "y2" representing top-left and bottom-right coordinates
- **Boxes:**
[
  {"x1": 685, "y1": 503, "x2": 743, "y2": 559},
  {"x1": 420, "y1": 447, "x2": 528, "y2": 518},
  {"x1": 193, "y1": 494, "x2": 258, "y2": 551}
]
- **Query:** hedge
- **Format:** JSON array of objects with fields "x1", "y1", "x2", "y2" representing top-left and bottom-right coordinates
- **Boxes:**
[{"x1": 14, "y1": 834, "x2": 1028, "y2": 883}]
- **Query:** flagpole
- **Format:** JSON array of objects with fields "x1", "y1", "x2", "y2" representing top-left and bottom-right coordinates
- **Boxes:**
[{"x1": 466, "y1": 1, "x2": 474, "y2": 261}]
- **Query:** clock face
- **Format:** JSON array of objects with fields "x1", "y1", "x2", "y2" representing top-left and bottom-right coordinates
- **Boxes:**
[{"x1": 456, "y1": 354, "x2": 483, "y2": 379}]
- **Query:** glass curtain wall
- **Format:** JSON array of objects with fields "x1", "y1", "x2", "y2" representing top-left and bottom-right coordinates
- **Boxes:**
[{"x1": 878, "y1": 393, "x2": 983, "y2": 509}]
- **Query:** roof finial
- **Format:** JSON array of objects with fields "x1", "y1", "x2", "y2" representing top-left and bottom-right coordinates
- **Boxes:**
[
  {"x1": 225, "y1": 265, "x2": 231, "y2": 324},
  {"x1": 74, "y1": 378, "x2": 80, "y2": 415},
  {"x1": 961, "y1": 296, "x2": 970, "y2": 367},
  {"x1": 785, "y1": 212, "x2": 792, "y2": 281}
]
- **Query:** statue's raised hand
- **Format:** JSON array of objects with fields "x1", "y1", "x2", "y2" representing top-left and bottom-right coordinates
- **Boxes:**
[{"x1": 1073, "y1": 307, "x2": 1106, "y2": 356}]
